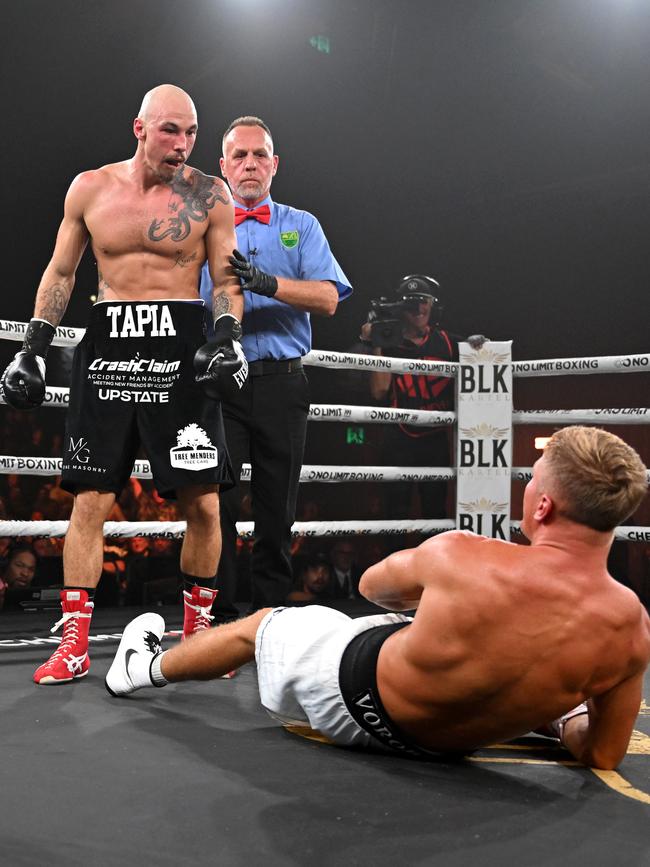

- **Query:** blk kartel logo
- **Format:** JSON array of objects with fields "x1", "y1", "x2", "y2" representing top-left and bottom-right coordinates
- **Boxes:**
[{"x1": 170, "y1": 423, "x2": 218, "y2": 470}]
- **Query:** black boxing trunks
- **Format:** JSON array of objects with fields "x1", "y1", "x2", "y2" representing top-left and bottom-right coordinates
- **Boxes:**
[
  {"x1": 61, "y1": 300, "x2": 234, "y2": 499},
  {"x1": 339, "y1": 622, "x2": 451, "y2": 759}
]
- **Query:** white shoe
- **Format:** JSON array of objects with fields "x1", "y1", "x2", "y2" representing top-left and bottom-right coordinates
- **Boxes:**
[{"x1": 105, "y1": 613, "x2": 165, "y2": 697}]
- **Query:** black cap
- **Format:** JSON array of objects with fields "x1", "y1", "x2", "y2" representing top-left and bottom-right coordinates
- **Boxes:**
[
  {"x1": 396, "y1": 274, "x2": 443, "y2": 326},
  {"x1": 398, "y1": 274, "x2": 441, "y2": 297}
]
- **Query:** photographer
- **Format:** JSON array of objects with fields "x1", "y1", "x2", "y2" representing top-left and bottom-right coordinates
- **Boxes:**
[{"x1": 361, "y1": 275, "x2": 459, "y2": 528}]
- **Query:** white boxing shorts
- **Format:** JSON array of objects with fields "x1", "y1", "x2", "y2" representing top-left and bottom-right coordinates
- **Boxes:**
[{"x1": 254, "y1": 605, "x2": 412, "y2": 748}]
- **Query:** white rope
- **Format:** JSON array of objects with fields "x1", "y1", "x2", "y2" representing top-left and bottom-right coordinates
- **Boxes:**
[
  {"x1": 3, "y1": 457, "x2": 650, "y2": 485},
  {"x1": 0, "y1": 456, "x2": 456, "y2": 482},
  {"x1": 0, "y1": 320, "x2": 82, "y2": 348},
  {"x1": 0, "y1": 456, "x2": 154, "y2": 479},
  {"x1": 294, "y1": 466, "x2": 457, "y2": 482},
  {"x1": 304, "y1": 348, "x2": 458, "y2": 376},
  {"x1": 2, "y1": 320, "x2": 647, "y2": 379},
  {"x1": 513, "y1": 409, "x2": 650, "y2": 424},
  {"x1": 0, "y1": 519, "x2": 455, "y2": 539},
  {"x1": 0, "y1": 387, "x2": 69, "y2": 408},
  {"x1": 0, "y1": 388, "x2": 457, "y2": 426},
  {"x1": 512, "y1": 354, "x2": 650, "y2": 378},
  {"x1": 4, "y1": 385, "x2": 648, "y2": 428},
  {"x1": 308, "y1": 405, "x2": 455, "y2": 425},
  {"x1": 1, "y1": 519, "x2": 646, "y2": 542}
]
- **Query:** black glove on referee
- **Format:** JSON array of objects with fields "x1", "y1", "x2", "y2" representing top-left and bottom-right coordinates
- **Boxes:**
[{"x1": 229, "y1": 249, "x2": 278, "y2": 297}]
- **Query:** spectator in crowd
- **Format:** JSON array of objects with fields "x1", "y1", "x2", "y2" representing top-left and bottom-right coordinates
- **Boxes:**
[
  {"x1": 0, "y1": 544, "x2": 38, "y2": 610},
  {"x1": 286, "y1": 553, "x2": 334, "y2": 604},
  {"x1": 0, "y1": 536, "x2": 12, "y2": 567},
  {"x1": 329, "y1": 540, "x2": 363, "y2": 599}
]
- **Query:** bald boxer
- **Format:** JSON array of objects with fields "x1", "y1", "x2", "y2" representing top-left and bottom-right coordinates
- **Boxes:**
[
  {"x1": 107, "y1": 427, "x2": 650, "y2": 770},
  {"x1": 1, "y1": 84, "x2": 245, "y2": 683}
]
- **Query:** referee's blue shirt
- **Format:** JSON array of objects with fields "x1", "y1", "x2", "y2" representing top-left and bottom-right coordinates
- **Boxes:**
[{"x1": 199, "y1": 196, "x2": 352, "y2": 362}]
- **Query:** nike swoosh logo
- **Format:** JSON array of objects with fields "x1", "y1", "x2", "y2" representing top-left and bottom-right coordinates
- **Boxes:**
[{"x1": 124, "y1": 648, "x2": 137, "y2": 683}]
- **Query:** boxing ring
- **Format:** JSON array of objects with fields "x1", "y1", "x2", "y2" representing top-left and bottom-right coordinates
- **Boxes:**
[{"x1": 1, "y1": 319, "x2": 649, "y2": 866}]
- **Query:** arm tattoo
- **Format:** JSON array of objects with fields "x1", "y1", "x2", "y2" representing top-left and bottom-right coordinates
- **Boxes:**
[
  {"x1": 148, "y1": 170, "x2": 229, "y2": 243},
  {"x1": 212, "y1": 290, "x2": 232, "y2": 319},
  {"x1": 36, "y1": 282, "x2": 72, "y2": 326}
]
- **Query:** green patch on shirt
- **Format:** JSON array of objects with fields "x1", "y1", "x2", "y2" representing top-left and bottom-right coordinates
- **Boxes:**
[{"x1": 280, "y1": 231, "x2": 299, "y2": 249}]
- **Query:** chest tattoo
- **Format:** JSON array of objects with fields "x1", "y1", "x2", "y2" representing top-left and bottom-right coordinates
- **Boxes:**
[
  {"x1": 148, "y1": 172, "x2": 229, "y2": 243},
  {"x1": 173, "y1": 250, "x2": 199, "y2": 269}
]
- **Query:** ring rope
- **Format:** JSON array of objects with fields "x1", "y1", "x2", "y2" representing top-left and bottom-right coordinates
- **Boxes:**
[
  {"x1": 2, "y1": 388, "x2": 649, "y2": 428},
  {"x1": 0, "y1": 519, "x2": 647, "y2": 543},
  {"x1": 1, "y1": 321, "x2": 649, "y2": 547},
  {"x1": 0, "y1": 388, "x2": 458, "y2": 426},
  {"x1": 1, "y1": 320, "x2": 649, "y2": 379},
  {"x1": 0, "y1": 519, "x2": 455, "y2": 539},
  {"x1": 1, "y1": 455, "x2": 648, "y2": 485},
  {"x1": 512, "y1": 409, "x2": 650, "y2": 424},
  {"x1": 0, "y1": 457, "x2": 457, "y2": 482}
]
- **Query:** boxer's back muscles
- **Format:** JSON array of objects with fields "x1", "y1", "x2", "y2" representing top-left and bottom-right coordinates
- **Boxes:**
[{"x1": 367, "y1": 531, "x2": 650, "y2": 754}]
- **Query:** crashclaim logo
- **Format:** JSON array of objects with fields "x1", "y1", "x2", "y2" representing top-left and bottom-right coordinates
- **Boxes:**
[{"x1": 170, "y1": 423, "x2": 219, "y2": 470}]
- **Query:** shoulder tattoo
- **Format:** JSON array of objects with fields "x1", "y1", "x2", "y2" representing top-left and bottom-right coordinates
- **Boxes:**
[{"x1": 148, "y1": 170, "x2": 229, "y2": 243}]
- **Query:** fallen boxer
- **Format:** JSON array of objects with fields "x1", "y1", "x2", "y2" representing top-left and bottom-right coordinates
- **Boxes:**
[{"x1": 106, "y1": 426, "x2": 650, "y2": 770}]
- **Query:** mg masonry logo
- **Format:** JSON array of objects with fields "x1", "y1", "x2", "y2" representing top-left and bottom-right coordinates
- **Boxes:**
[
  {"x1": 170, "y1": 423, "x2": 218, "y2": 471},
  {"x1": 69, "y1": 437, "x2": 91, "y2": 464}
]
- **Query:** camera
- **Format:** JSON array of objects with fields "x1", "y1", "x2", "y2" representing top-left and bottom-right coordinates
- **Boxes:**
[{"x1": 366, "y1": 294, "x2": 433, "y2": 348}]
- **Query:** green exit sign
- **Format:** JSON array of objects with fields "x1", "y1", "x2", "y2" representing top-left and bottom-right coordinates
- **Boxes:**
[
  {"x1": 309, "y1": 35, "x2": 331, "y2": 54},
  {"x1": 346, "y1": 426, "x2": 365, "y2": 445}
]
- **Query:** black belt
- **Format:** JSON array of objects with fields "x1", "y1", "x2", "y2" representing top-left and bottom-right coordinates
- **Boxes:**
[
  {"x1": 339, "y1": 623, "x2": 432, "y2": 758},
  {"x1": 247, "y1": 357, "x2": 302, "y2": 376}
]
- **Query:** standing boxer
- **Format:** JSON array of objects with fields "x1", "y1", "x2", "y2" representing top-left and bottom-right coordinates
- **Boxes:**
[{"x1": 1, "y1": 84, "x2": 246, "y2": 683}]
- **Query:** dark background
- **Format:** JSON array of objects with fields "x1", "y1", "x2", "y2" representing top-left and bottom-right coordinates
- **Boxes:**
[
  {"x1": 2, "y1": 0, "x2": 650, "y2": 360},
  {"x1": 1, "y1": 1, "x2": 649, "y2": 603}
]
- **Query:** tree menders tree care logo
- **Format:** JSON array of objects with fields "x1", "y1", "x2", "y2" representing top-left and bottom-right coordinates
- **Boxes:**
[{"x1": 170, "y1": 423, "x2": 218, "y2": 470}]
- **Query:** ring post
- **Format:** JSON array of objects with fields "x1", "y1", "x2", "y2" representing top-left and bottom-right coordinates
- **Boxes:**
[{"x1": 455, "y1": 341, "x2": 513, "y2": 540}]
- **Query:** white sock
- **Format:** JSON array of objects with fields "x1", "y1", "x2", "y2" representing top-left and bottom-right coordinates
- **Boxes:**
[
  {"x1": 124, "y1": 647, "x2": 166, "y2": 690},
  {"x1": 149, "y1": 651, "x2": 169, "y2": 688}
]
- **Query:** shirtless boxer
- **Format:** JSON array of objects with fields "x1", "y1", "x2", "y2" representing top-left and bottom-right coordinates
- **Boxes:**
[
  {"x1": 1, "y1": 84, "x2": 246, "y2": 684},
  {"x1": 106, "y1": 426, "x2": 650, "y2": 770}
]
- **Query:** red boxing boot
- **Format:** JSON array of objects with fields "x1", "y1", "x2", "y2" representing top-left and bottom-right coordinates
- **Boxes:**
[
  {"x1": 33, "y1": 589, "x2": 94, "y2": 685},
  {"x1": 182, "y1": 585, "x2": 236, "y2": 677},
  {"x1": 182, "y1": 585, "x2": 218, "y2": 639}
]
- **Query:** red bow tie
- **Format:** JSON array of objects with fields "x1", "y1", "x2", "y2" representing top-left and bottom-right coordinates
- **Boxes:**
[{"x1": 234, "y1": 205, "x2": 271, "y2": 226}]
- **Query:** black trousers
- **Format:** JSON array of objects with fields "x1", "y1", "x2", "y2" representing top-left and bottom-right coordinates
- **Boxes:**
[
  {"x1": 214, "y1": 367, "x2": 310, "y2": 620},
  {"x1": 380, "y1": 427, "x2": 451, "y2": 520}
]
